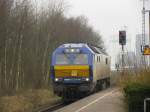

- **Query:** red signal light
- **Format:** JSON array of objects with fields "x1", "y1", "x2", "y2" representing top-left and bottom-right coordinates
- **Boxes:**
[{"x1": 119, "y1": 31, "x2": 126, "y2": 45}]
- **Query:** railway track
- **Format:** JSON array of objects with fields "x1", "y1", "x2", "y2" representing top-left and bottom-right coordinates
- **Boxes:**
[
  {"x1": 35, "y1": 95, "x2": 88, "y2": 112},
  {"x1": 36, "y1": 101, "x2": 65, "y2": 112},
  {"x1": 36, "y1": 87, "x2": 112, "y2": 112}
]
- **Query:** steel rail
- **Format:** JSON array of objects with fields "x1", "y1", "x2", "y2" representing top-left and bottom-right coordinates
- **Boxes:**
[{"x1": 35, "y1": 101, "x2": 64, "y2": 112}]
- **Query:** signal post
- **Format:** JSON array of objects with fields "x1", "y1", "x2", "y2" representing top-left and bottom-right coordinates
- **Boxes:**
[
  {"x1": 142, "y1": 10, "x2": 150, "y2": 65},
  {"x1": 119, "y1": 30, "x2": 126, "y2": 74},
  {"x1": 140, "y1": 0, "x2": 150, "y2": 65}
]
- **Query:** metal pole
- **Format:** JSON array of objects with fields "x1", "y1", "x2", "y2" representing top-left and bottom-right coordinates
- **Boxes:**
[
  {"x1": 144, "y1": 98, "x2": 146, "y2": 112},
  {"x1": 149, "y1": 11, "x2": 150, "y2": 46},
  {"x1": 142, "y1": 0, "x2": 146, "y2": 65},
  {"x1": 144, "y1": 98, "x2": 150, "y2": 112},
  {"x1": 122, "y1": 45, "x2": 124, "y2": 74},
  {"x1": 149, "y1": 12, "x2": 150, "y2": 66},
  {"x1": 143, "y1": 0, "x2": 146, "y2": 44}
]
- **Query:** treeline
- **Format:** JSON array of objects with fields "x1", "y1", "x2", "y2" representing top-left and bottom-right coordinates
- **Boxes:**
[{"x1": 0, "y1": 0, "x2": 103, "y2": 94}]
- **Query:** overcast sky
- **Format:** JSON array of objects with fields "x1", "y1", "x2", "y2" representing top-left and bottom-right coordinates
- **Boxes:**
[{"x1": 65, "y1": 0, "x2": 150, "y2": 68}]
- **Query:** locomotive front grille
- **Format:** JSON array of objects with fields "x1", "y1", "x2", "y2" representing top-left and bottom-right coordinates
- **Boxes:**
[{"x1": 54, "y1": 65, "x2": 89, "y2": 78}]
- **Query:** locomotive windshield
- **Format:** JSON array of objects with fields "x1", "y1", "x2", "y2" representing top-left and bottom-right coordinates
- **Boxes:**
[{"x1": 56, "y1": 53, "x2": 88, "y2": 65}]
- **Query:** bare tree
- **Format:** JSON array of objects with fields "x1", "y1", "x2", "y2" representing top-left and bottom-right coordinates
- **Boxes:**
[{"x1": 0, "y1": 0, "x2": 104, "y2": 95}]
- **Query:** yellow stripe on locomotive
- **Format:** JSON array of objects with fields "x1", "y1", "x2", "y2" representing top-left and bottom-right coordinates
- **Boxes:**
[{"x1": 54, "y1": 65, "x2": 89, "y2": 78}]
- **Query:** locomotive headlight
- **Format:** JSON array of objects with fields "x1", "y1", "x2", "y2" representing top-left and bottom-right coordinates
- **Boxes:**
[
  {"x1": 64, "y1": 48, "x2": 80, "y2": 53},
  {"x1": 85, "y1": 78, "x2": 89, "y2": 81},
  {"x1": 71, "y1": 49, "x2": 75, "y2": 52},
  {"x1": 55, "y1": 78, "x2": 59, "y2": 82},
  {"x1": 54, "y1": 78, "x2": 63, "y2": 82}
]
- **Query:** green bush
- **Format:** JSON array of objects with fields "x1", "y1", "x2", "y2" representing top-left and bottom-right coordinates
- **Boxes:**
[
  {"x1": 120, "y1": 70, "x2": 150, "y2": 112},
  {"x1": 124, "y1": 83, "x2": 150, "y2": 112}
]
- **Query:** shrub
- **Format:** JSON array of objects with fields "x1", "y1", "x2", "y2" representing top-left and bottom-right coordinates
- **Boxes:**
[
  {"x1": 120, "y1": 70, "x2": 150, "y2": 112},
  {"x1": 124, "y1": 83, "x2": 150, "y2": 112}
]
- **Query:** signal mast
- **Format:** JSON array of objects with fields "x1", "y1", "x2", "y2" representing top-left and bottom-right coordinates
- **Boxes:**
[{"x1": 141, "y1": 0, "x2": 150, "y2": 65}]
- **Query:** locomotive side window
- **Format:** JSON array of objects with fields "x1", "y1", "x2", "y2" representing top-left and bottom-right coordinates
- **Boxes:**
[
  {"x1": 106, "y1": 58, "x2": 108, "y2": 64},
  {"x1": 97, "y1": 56, "x2": 100, "y2": 63}
]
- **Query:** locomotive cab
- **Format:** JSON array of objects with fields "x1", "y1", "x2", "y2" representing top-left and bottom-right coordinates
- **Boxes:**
[
  {"x1": 50, "y1": 43, "x2": 110, "y2": 100},
  {"x1": 51, "y1": 44, "x2": 94, "y2": 97},
  {"x1": 54, "y1": 49, "x2": 91, "y2": 83}
]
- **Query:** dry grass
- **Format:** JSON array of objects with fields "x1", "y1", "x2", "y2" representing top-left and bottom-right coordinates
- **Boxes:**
[
  {"x1": 0, "y1": 89, "x2": 60, "y2": 112},
  {"x1": 110, "y1": 70, "x2": 122, "y2": 86},
  {"x1": 119, "y1": 69, "x2": 150, "y2": 90},
  {"x1": 23, "y1": 89, "x2": 59, "y2": 106},
  {"x1": 0, "y1": 95, "x2": 33, "y2": 112}
]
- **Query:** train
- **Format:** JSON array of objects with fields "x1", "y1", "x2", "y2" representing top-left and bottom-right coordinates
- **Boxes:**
[{"x1": 50, "y1": 43, "x2": 111, "y2": 101}]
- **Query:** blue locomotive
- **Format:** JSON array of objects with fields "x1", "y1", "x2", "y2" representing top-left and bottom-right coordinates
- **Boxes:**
[{"x1": 50, "y1": 43, "x2": 111, "y2": 100}]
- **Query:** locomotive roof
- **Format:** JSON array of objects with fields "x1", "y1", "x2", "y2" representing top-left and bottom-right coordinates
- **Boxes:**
[
  {"x1": 59, "y1": 43, "x2": 108, "y2": 55},
  {"x1": 87, "y1": 44, "x2": 108, "y2": 55},
  {"x1": 61, "y1": 43, "x2": 86, "y2": 48}
]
